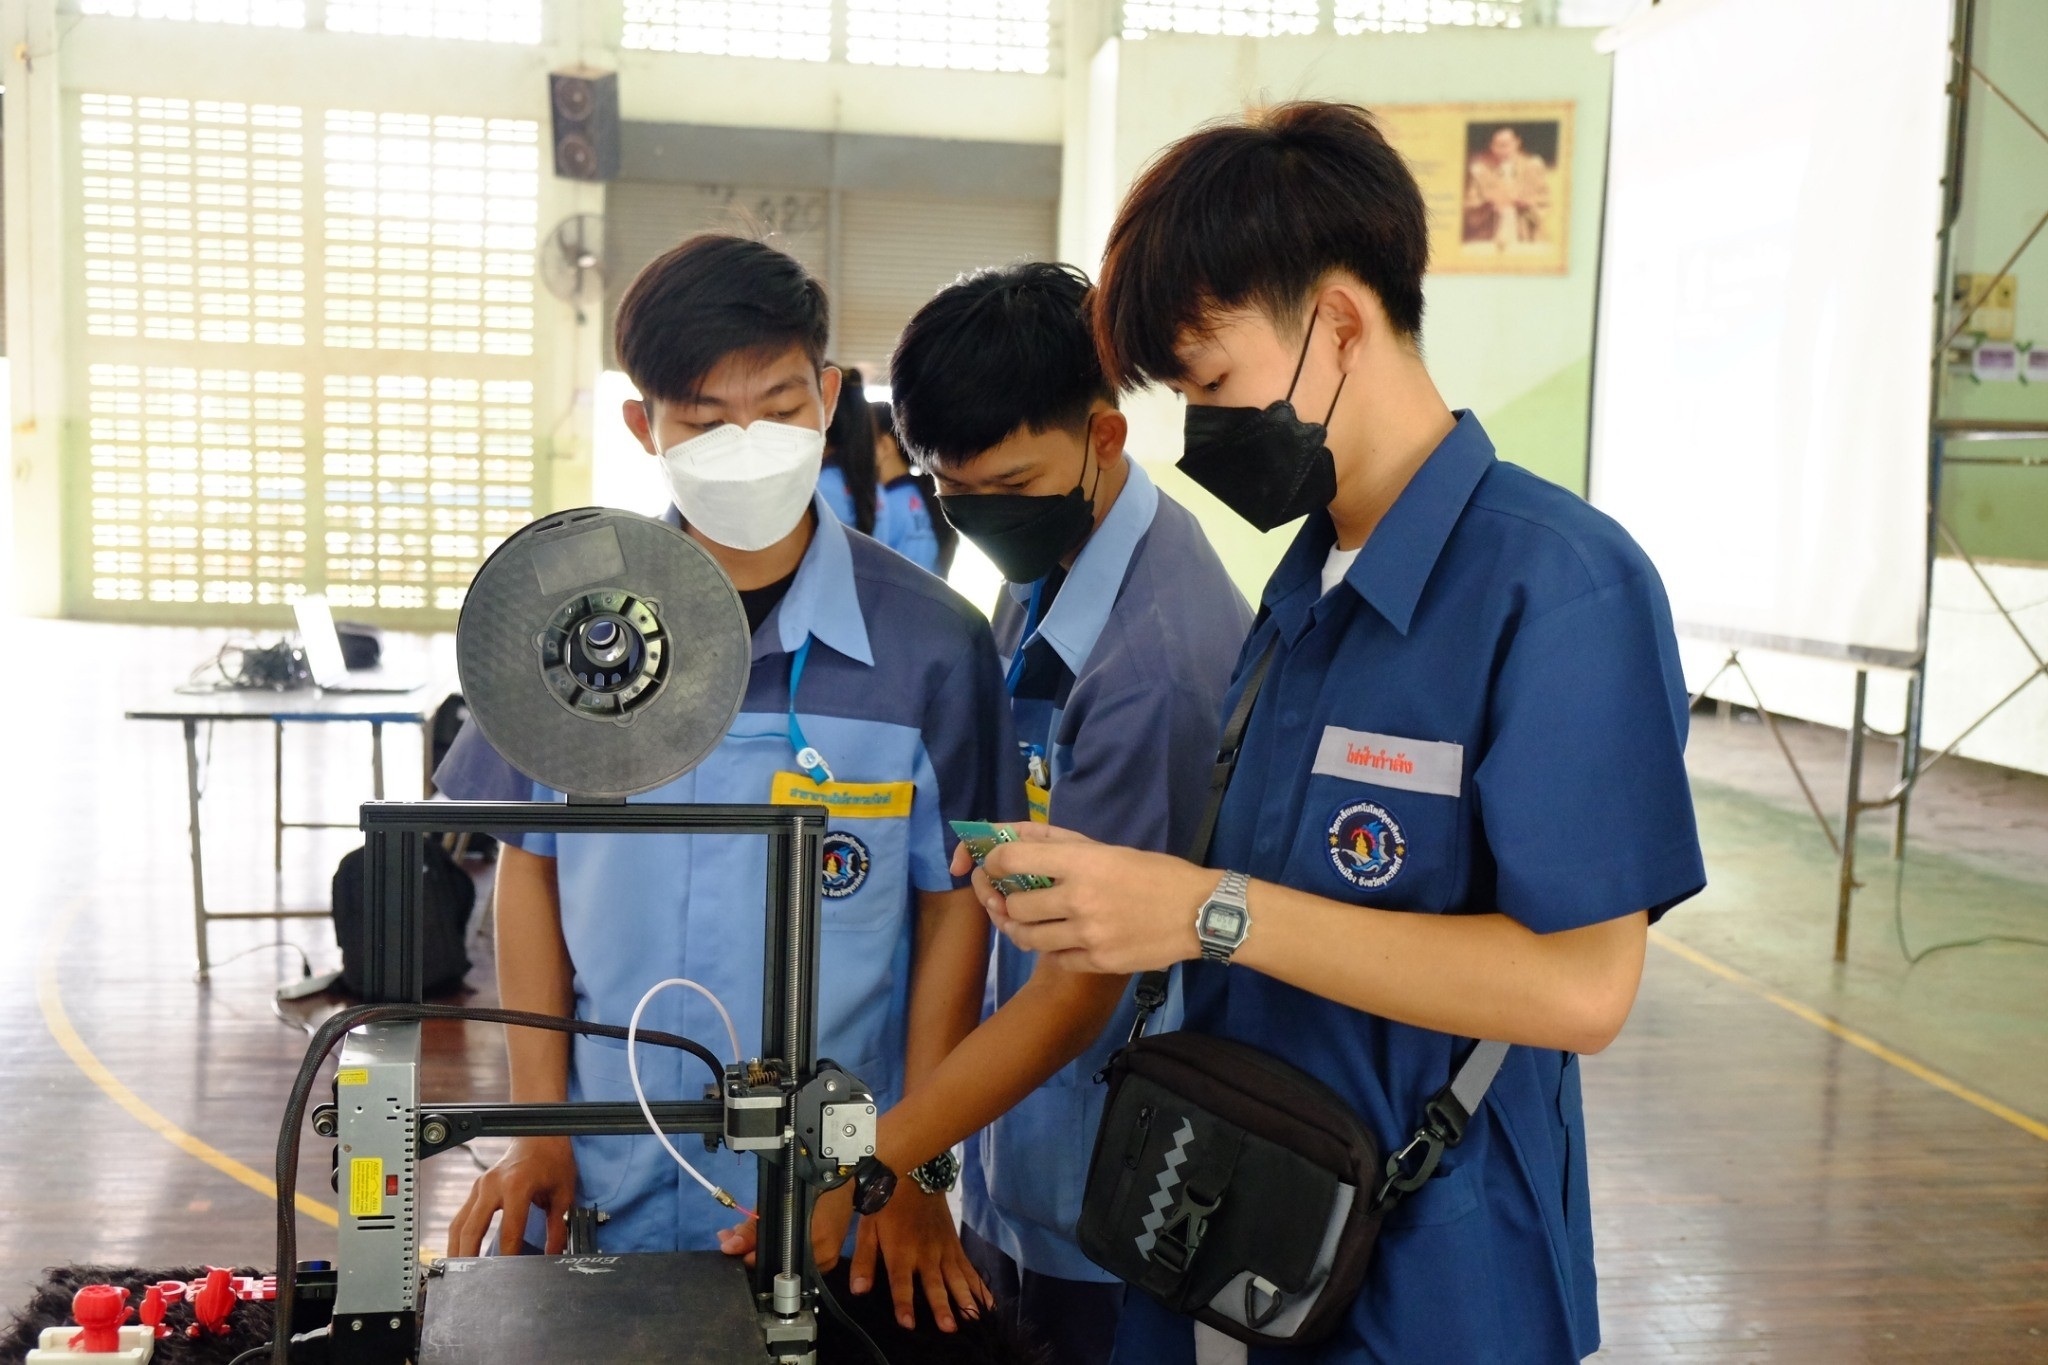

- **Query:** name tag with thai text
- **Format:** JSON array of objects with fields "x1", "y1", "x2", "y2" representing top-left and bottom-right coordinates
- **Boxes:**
[{"x1": 1311, "y1": 726, "x2": 1462, "y2": 798}]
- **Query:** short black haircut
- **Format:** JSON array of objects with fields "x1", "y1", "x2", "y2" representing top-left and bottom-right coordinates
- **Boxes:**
[
  {"x1": 1094, "y1": 101, "x2": 1428, "y2": 389},
  {"x1": 614, "y1": 233, "x2": 831, "y2": 404},
  {"x1": 890, "y1": 261, "x2": 1115, "y2": 470}
]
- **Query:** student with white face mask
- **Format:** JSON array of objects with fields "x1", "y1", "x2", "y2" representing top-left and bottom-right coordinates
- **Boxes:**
[{"x1": 435, "y1": 234, "x2": 1026, "y2": 1339}]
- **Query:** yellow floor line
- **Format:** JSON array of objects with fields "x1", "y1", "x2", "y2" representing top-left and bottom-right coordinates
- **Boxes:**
[
  {"x1": 38, "y1": 905, "x2": 340, "y2": 1227},
  {"x1": 1650, "y1": 929, "x2": 2048, "y2": 1143}
]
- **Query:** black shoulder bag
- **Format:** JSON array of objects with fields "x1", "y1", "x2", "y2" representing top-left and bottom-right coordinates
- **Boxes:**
[{"x1": 1075, "y1": 640, "x2": 1509, "y2": 1347}]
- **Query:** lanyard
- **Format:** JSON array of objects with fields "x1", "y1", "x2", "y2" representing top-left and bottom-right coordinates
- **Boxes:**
[
  {"x1": 785, "y1": 639, "x2": 832, "y2": 784},
  {"x1": 1004, "y1": 578, "x2": 1047, "y2": 697}
]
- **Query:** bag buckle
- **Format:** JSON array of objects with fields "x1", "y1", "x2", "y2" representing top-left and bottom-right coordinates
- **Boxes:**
[
  {"x1": 1373, "y1": 1082, "x2": 1472, "y2": 1211},
  {"x1": 1148, "y1": 1187, "x2": 1222, "y2": 1276},
  {"x1": 1373, "y1": 1130, "x2": 1445, "y2": 1209},
  {"x1": 1244, "y1": 1274, "x2": 1285, "y2": 1329}
]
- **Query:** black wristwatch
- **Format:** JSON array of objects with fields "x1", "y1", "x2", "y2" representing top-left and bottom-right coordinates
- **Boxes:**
[
  {"x1": 851, "y1": 1154, "x2": 897, "y2": 1216},
  {"x1": 909, "y1": 1150, "x2": 960, "y2": 1196}
]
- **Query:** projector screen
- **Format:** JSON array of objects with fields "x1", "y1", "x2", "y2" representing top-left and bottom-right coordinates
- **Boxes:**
[{"x1": 1588, "y1": 0, "x2": 1952, "y2": 666}]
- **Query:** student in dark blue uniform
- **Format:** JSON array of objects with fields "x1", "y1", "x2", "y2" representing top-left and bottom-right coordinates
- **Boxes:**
[
  {"x1": 886, "y1": 262, "x2": 1252, "y2": 1363},
  {"x1": 440, "y1": 235, "x2": 1022, "y2": 1334},
  {"x1": 966, "y1": 104, "x2": 1706, "y2": 1364}
]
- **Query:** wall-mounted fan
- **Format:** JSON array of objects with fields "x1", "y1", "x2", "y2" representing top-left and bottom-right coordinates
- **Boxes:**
[{"x1": 540, "y1": 213, "x2": 607, "y2": 322}]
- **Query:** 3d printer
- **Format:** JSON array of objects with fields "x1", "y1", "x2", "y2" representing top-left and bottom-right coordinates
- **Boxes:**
[{"x1": 265, "y1": 508, "x2": 896, "y2": 1365}]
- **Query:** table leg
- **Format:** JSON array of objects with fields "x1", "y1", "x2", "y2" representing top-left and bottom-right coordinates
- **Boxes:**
[
  {"x1": 183, "y1": 719, "x2": 211, "y2": 977},
  {"x1": 421, "y1": 716, "x2": 435, "y2": 800},
  {"x1": 372, "y1": 721, "x2": 386, "y2": 800},
  {"x1": 274, "y1": 720, "x2": 286, "y2": 901}
]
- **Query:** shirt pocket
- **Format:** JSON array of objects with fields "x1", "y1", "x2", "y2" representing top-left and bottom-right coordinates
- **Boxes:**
[
  {"x1": 815, "y1": 812, "x2": 912, "y2": 933},
  {"x1": 1288, "y1": 771, "x2": 1462, "y2": 914}
]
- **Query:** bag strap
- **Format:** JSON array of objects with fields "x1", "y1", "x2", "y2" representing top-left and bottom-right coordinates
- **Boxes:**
[
  {"x1": 1372, "y1": 1038, "x2": 1510, "y2": 1211},
  {"x1": 1129, "y1": 636, "x2": 1280, "y2": 1034}
]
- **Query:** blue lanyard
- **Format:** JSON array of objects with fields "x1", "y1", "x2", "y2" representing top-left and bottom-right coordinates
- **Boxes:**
[
  {"x1": 786, "y1": 639, "x2": 832, "y2": 784},
  {"x1": 1004, "y1": 578, "x2": 1047, "y2": 697}
]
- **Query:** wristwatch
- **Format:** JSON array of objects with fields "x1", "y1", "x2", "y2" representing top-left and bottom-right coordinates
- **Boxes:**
[
  {"x1": 851, "y1": 1155, "x2": 898, "y2": 1216},
  {"x1": 1194, "y1": 870, "x2": 1253, "y2": 964},
  {"x1": 908, "y1": 1150, "x2": 960, "y2": 1196}
]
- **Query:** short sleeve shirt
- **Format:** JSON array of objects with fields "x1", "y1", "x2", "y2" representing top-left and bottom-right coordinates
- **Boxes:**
[
  {"x1": 1114, "y1": 413, "x2": 1705, "y2": 1365},
  {"x1": 876, "y1": 475, "x2": 943, "y2": 574}
]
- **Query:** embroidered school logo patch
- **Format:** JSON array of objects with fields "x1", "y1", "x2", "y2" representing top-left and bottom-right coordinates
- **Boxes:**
[
  {"x1": 1327, "y1": 799, "x2": 1407, "y2": 889},
  {"x1": 820, "y1": 831, "x2": 871, "y2": 899}
]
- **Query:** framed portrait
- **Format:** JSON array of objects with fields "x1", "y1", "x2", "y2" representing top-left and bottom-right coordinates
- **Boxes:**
[{"x1": 1375, "y1": 101, "x2": 1575, "y2": 275}]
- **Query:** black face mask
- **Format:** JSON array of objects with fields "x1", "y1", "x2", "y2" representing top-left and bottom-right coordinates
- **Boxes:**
[
  {"x1": 937, "y1": 423, "x2": 1100, "y2": 584},
  {"x1": 1178, "y1": 316, "x2": 1344, "y2": 532}
]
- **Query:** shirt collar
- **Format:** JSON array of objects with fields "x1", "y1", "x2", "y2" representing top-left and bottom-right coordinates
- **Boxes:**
[
  {"x1": 768, "y1": 491, "x2": 874, "y2": 665},
  {"x1": 1007, "y1": 459, "x2": 1160, "y2": 675},
  {"x1": 664, "y1": 495, "x2": 874, "y2": 666},
  {"x1": 1262, "y1": 410, "x2": 1496, "y2": 637}
]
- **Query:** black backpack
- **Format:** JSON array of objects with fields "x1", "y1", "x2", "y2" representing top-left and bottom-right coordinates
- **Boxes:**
[{"x1": 331, "y1": 837, "x2": 475, "y2": 997}]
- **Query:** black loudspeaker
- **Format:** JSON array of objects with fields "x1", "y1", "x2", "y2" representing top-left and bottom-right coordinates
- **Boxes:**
[{"x1": 549, "y1": 68, "x2": 620, "y2": 183}]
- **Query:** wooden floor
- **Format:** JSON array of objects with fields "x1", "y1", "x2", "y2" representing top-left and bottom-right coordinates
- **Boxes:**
[{"x1": 3, "y1": 620, "x2": 2046, "y2": 1362}]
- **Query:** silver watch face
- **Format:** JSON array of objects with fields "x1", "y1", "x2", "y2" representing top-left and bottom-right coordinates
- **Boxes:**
[{"x1": 1201, "y1": 902, "x2": 1247, "y2": 943}]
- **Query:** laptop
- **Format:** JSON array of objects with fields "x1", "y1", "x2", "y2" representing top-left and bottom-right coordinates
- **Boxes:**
[{"x1": 292, "y1": 595, "x2": 422, "y2": 693}]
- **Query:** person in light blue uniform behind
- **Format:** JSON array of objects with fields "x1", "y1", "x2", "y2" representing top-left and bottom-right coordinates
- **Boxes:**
[
  {"x1": 817, "y1": 364, "x2": 882, "y2": 537},
  {"x1": 870, "y1": 399, "x2": 953, "y2": 577},
  {"x1": 965, "y1": 104, "x2": 1706, "y2": 1365},
  {"x1": 440, "y1": 235, "x2": 1024, "y2": 1337},
  {"x1": 889, "y1": 262, "x2": 1253, "y2": 1363}
]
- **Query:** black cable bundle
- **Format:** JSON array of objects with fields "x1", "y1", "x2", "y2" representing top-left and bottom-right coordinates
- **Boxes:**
[{"x1": 177, "y1": 640, "x2": 312, "y2": 694}]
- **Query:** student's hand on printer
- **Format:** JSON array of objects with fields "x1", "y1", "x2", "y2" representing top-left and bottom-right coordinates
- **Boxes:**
[
  {"x1": 717, "y1": 1181, "x2": 853, "y2": 1274},
  {"x1": 721, "y1": 1182, "x2": 989, "y2": 1331},
  {"x1": 848, "y1": 1186, "x2": 991, "y2": 1333},
  {"x1": 447, "y1": 1135, "x2": 578, "y2": 1256}
]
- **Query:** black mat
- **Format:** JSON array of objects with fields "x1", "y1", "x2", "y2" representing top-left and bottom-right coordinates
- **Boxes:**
[{"x1": 2, "y1": 1265, "x2": 275, "y2": 1365}]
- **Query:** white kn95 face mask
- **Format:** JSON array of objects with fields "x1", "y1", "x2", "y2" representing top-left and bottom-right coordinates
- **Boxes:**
[{"x1": 658, "y1": 419, "x2": 826, "y2": 552}]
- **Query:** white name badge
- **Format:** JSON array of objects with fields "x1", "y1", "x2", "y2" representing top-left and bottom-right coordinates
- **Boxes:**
[{"x1": 1311, "y1": 725, "x2": 1463, "y2": 798}]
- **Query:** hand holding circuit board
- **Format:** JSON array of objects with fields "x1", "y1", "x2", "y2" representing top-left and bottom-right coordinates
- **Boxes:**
[{"x1": 950, "y1": 821, "x2": 1056, "y2": 897}]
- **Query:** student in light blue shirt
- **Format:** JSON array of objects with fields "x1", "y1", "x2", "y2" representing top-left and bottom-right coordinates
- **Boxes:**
[
  {"x1": 883, "y1": 262, "x2": 1253, "y2": 1363},
  {"x1": 870, "y1": 399, "x2": 952, "y2": 577},
  {"x1": 439, "y1": 235, "x2": 1023, "y2": 1335},
  {"x1": 817, "y1": 364, "x2": 881, "y2": 538}
]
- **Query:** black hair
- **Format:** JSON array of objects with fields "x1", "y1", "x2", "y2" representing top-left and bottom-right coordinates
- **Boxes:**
[
  {"x1": 1094, "y1": 101, "x2": 1428, "y2": 389},
  {"x1": 613, "y1": 233, "x2": 831, "y2": 404},
  {"x1": 889, "y1": 261, "x2": 1115, "y2": 470},
  {"x1": 823, "y1": 365, "x2": 880, "y2": 534},
  {"x1": 872, "y1": 398, "x2": 959, "y2": 575}
]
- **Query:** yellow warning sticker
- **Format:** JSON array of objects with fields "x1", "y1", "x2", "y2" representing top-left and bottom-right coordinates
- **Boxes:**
[
  {"x1": 349, "y1": 1157, "x2": 385, "y2": 1218},
  {"x1": 769, "y1": 773, "x2": 914, "y2": 819},
  {"x1": 336, "y1": 1068, "x2": 369, "y2": 1087}
]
